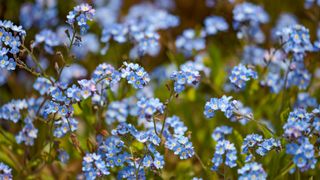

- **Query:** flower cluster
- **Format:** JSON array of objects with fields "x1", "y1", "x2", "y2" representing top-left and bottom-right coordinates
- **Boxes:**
[
  {"x1": 204, "y1": 16, "x2": 229, "y2": 35},
  {"x1": 100, "y1": 3, "x2": 179, "y2": 56},
  {"x1": 15, "y1": 117, "x2": 38, "y2": 145},
  {"x1": 277, "y1": 25, "x2": 313, "y2": 57},
  {"x1": 20, "y1": 0, "x2": 58, "y2": 29},
  {"x1": 0, "y1": 162, "x2": 12, "y2": 180},
  {"x1": 211, "y1": 126, "x2": 233, "y2": 141},
  {"x1": 204, "y1": 96, "x2": 238, "y2": 119},
  {"x1": 295, "y1": 93, "x2": 318, "y2": 109},
  {"x1": 175, "y1": 29, "x2": 206, "y2": 56},
  {"x1": 0, "y1": 98, "x2": 49, "y2": 145},
  {"x1": 170, "y1": 62, "x2": 201, "y2": 93},
  {"x1": 283, "y1": 108, "x2": 312, "y2": 139},
  {"x1": 67, "y1": 3, "x2": 95, "y2": 35},
  {"x1": 229, "y1": 64, "x2": 258, "y2": 89},
  {"x1": 92, "y1": 63, "x2": 121, "y2": 88},
  {"x1": 120, "y1": 62, "x2": 150, "y2": 89},
  {"x1": 304, "y1": 0, "x2": 320, "y2": 8},
  {"x1": 82, "y1": 122, "x2": 166, "y2": 179},
  {"x1": 271, "y1": 13, "x2": 298, "y2": 41},
  {"x1": 0, "y1": 20, "x2": 26, "y2": 70},
  {"x1": 286, "y1": 138, "x2": 317, "y2": 172},
  {"x1": 238, "y1": 162, "x2": 267, "y2": 180},
  {"x1": 137, "y1": 97, "x2": 164, "y2": 121},
  {"x1": 1, "y1": 0, "x2": 320, "y2": 179},
  {"x1": 210, "y1": 126, "x2": 237, "y2": 171},
  {"x1": 241, "y1": 45, "x2": 265, "y2": 66},
  {"x1": 233, "y1": 2, "x2": 269, "y2": 43},
  {"x1": 241, "y1": 134, "x2": 281, "y2": 162},
  {"x1": 211, "y1": 139, "x2": 237, "y2": 170},
  {"x1": 282, "y1": 108, "x2": 319, "y2": 171},
  {"x1": 163, "y1": 116, "x2": 195, "y2": 159},
  {"x1": 105, "y1": 97, "x2": 138, "y2": 124},
  {"x1": 32, "y1": 29, "x2": 60, "y2": 54}
]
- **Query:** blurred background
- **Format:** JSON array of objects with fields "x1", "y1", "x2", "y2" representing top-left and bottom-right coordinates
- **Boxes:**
[{"x1": 0, "y1": 0, "x2": 320, "y2": 179}]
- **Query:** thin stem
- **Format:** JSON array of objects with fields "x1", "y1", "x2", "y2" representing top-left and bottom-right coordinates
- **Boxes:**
[
  {"x1": 279, "y1": 58, "x2": 293, "y2": 113},
  {"x1": 15, "y1": 57, "x2": 54, "y2": 85},
  {"x1": 57, "y1": 29, "x2": 77, "y2": 81},
  {"x1": 194, "y1": 152, "x2": 208, "y2": 171},
  {"x1": 0, "y1": 128, "x2": 15, "y2": 144},
  {"x1": 234, "y1": 111, "x2": 275, "y2": 136},
  {"x1": 15, "y1": 59, "x2": 41, "y2": 77},
  {"x1": 153, "y1": 118, "x2": 159, "y2": 136},
  {"x1": 274, "y1": 161, "x2": 294, "y2": 180},
  {"x1": 21, "y1": 44, "x2": 46, "y2": 74},
  {"x1": 159, "y1": 87, "x2": 175, "y2": 136}
]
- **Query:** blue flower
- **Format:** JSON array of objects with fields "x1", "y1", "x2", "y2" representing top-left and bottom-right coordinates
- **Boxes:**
[
  {"x1": 165, "y1": 136, "x2": 195, "y2": 159},
  {"x1": 15, "y1": 117, "x2": 38, "y2": 146},
  {"x1": 0, "y1": 162, "x2": 12, "y2": 180},
  {"x1": 67, "y1": 3, "x2": 95, "y2": 35},
  {"x1": 0, "y1": 20, "x2": 26, "y2": 70},
  {"x1": 153, "y1": 153, "x2": 165, "y2": 169},
  {"x1": 287, "y1": 65, "x2": 311, "y2": 90},
  {"x1": 238, "y1": 162, "x2": 267, "y2": 180},
  {"x1": 170, "y1": 62, "x2": 201, "y2": 93},
  {"x1": 58, "y1": 149, "x2": 70, "y2": 164},
  {"x1": 92, "y1": 63, "x2": 121, "y2": 88},
  {"x1": 175, "y1": 29, "x2": 206, "y2": 56},
  {"x1": 134, "y1": 31, "x2": 160, "y2": 56},
  {"x1": 295, "y1": 93, "x2": 318, "y2": 109},
  {"x1": 286, "y1": 138, "x2": 317, "y2": 172},
  {"x1": 20, "y1": 0, "x2": 58, "y2": 29},
  {"x1": 204, "y1": 16, "x2": 228, "y2": 35},
  {"x1": 283, "y1": 108, "x2": 312, "y2": 139},
  {"x1": 229, "y1": 64, "x2": 258, "y2": 89},
  {"x1": 277, "y1": 25, "x2": 313, "y2": 56},
  {"x1": 272, "y1": 13, "x2": 298, "y2": 41},
  {"x1": 313, "y1": 117, "x2": 320, "y2": 132},
  {"x1": 49, "y1": 86, "x2": 66, "y2": 102},
  {"x1": 163, "y1": 116, "x2": 195, "y2": 160},
  {"x1": 204, "y1": 95, "x2": 240, "y2": 119},
  {"x1": 0, "y1": 99, "x2": 27, "y2": 123},
  {"x1": 33, "y1": 77, "x2": 53, "y2": 95},
  {"x1": 66, "y1": 85, "x2": 82, "y2": 102},
  {"x1": 262, "y1": 72, "x2": 285, "y2": 93},
  {"x1": 242, "y1": 134, "x2": 281, "y2": 161},
  {"x1": 32, "y1": 29, "x2": 60, "y2": 54},
  {"x1": 105, "y1": 100, "x2": 129, "y2": 124},
  {"x1": 137, "y1": 97, "x2": 164, "y2": 121},
  {"x1": 53, "y1": 118, "x2": 78, "y2": 138},
  {"x1": 101, "y1": 23, "x2": 128, "y2": 43},
  {"x1": 233, "y1": 2, "x2": 269, "y2": 43},
  {"x1": 241, "y1": 45, "x2": 265, "y2": 66},
  {"x1": 82, "y1": 153, "x2": 110, "y2": 179},
  {"x1": 304, "y1": 0, "x2": 320, "y2": 8},
  {"x1": 211, "y1": 140, "x2": 237, "y2": 171},
  {"x1": 211, "y1": 126, "x2": 233, "y2": 141},
  {"x1": 121, "y1": 62, "x2": 150, "y2": 89}
]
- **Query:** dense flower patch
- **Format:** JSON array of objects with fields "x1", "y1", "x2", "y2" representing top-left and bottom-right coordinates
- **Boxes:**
[{"x1": 0, "y1": 0, "x2": 320, "y2": 179}]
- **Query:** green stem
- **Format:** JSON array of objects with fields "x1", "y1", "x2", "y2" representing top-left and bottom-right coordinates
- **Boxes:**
[
  {"x1": 274, "y1": 161, "x2": 295, "y2": 180},
  {"x1": 57, "y1": 29, "x2": 77, "y2": 81},
  {"x1": 159, "y1": 87, "x2": 175, "y2": 136},
  {"x1": 234, "y1": 111, "x2": 275, "y2": 136},
  {"x1": 21, "y1": 44, "x2": 46, "y2": 74},
  {"x1": 194, "y1": 152, "x2": 208, "y2": 171}
]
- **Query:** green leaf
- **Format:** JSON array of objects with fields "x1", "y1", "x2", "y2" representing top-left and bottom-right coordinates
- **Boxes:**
[{"x1": 280, "y1": 108, "x2": 291, "y2": 125}]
